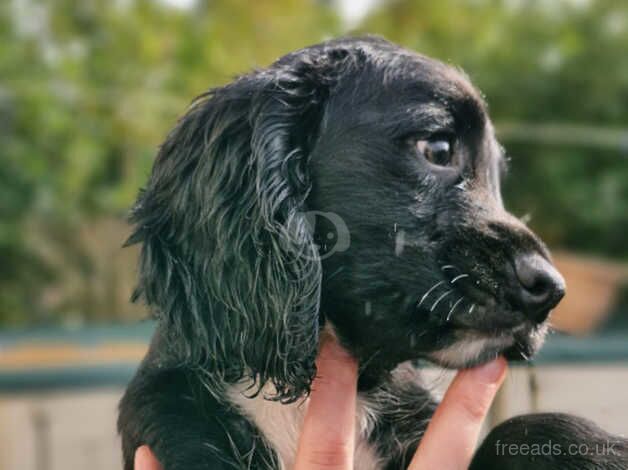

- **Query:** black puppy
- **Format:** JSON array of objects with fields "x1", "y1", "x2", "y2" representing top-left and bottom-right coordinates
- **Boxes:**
[{"x1": 118, "y1": 36, "x2": 627, "y2": 469}]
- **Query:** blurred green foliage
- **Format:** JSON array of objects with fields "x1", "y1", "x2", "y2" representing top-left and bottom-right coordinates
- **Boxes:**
[{"x1": 0, "y1": 0, "x2": 626, "y2": 326}]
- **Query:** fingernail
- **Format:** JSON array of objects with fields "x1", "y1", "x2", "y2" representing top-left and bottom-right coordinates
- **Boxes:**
[{"x1": 468, "y1": 357, "x2": 507, "y2": 383}]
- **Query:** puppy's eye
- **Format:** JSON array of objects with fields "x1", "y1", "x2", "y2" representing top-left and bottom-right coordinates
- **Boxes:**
[{"x1": 417, "y1": 138, "x2": 454, "y2": 166}]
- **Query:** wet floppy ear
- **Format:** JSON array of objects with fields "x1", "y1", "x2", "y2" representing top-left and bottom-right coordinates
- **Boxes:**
[{"x1": 127, "y1": 51, "x2": 348, "y2": 401}]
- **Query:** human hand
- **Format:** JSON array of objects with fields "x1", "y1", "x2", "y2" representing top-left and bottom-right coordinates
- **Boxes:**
[
  {"x1": 407, "y1": 355, "x2": 507, "y2": 469},
  {"x1": 135, "y1": 341, "x2": 507, "y2": 470},
  {"x1": 294, "y1": 339, "x2": 507, "y2": 470}
]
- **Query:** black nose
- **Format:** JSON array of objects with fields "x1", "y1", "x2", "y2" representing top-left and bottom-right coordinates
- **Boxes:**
[{"x1": 513, "y1": 254, "x2": 566, "y2": 323}]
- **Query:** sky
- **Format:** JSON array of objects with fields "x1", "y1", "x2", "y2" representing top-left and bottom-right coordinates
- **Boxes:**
[{"x1": 158, "y1": 0, "x2": 382, "y2": 26}]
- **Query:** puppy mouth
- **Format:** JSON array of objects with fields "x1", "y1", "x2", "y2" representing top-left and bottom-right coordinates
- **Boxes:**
[
  {"x1": 427, "y1": 322, "x2": 548, "y2": 369},
  {"x1": 410, "y1": 266, "x2": 554, "y2": 368}
]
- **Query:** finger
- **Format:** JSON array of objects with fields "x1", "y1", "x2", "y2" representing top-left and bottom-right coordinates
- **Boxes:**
[
  {"x1": 294, "y1": 338, "x2": 359, "y2": 470},
  {"x1": 408, "y1": 356, "x2": 507, "y2": 470},
  {"x1": 135, "y1": 445, "x2": 163, "y2": 470}
]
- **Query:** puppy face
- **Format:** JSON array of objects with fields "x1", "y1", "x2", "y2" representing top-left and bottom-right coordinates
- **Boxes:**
[
  {"x1": 132, "y1": 37, "x2": 565, "y2": 399},
  {"x1": 307, "y1": 49, "x2": 565, "y2": 371}
]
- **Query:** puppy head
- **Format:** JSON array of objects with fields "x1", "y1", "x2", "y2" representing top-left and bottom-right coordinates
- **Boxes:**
[
  {"x1": 306, "y1": 38, "x2": 565, "y2": 373},
  {"x1": 130, "y1": 36, "x2": 565, "y2": 399}
]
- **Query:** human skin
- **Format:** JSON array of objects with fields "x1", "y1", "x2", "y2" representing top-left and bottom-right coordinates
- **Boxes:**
[{"x1": 134, "y1": 340, "x2": 507, "y2": 470}]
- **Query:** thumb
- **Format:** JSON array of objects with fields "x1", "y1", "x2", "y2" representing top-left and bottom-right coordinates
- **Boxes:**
[{"x1": 408, "y1": 356, "x2": 507, "y2": 470}]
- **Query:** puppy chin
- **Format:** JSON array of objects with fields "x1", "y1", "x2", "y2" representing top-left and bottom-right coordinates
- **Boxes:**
[{"x1": 428, "y1": 323, "x2": 549, "y2": 369}]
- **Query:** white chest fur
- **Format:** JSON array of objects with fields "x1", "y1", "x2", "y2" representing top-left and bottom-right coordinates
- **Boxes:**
[{"x1": 227, "y1": 383, "x2": 383, "y2": 470}]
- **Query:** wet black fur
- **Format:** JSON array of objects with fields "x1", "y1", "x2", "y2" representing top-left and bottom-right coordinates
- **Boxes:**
[{"x1": 118, "y1": 37, "x2": 627, "y2": 469}]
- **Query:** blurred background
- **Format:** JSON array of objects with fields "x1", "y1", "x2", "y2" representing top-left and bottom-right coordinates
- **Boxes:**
[{"x1": 1, "y1": 0, "x2": 627, "y2": 469}]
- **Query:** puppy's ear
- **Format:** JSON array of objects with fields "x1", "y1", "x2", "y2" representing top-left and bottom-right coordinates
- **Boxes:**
[{"x1": 128, "y1": 48, "x2": 350, "y2": 401}]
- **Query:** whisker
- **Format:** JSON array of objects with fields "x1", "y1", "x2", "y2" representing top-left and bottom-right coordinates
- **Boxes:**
[
  {"x1": 409, "y1": 332, "x2": 417, "y2": 348},
  {"x1": 326, "y1": 266, "x2": 344, "y2": 282},
  {"x1": 450, "y1": 273, "x2": 469, "y2": 285},
  {"x1": 358, "y1": 349, "x2": 382, "y2": 372},
  {"x1": 516, "y1": 342, "x2": 530, "y2": 360},
  {"x1": 441, "y1": 265, "x2": 456, "y2": 272},
  {"x1": 430, "y1": 290, "x2": 453, "y2": 312},
  {"x1": 446, "y1": 296, "x2": 465, "y2": 322},
  {"x1": 418, "y1": 280, "x2": 444, "y2": 307},
  {"x1": 468, "y1": 303, "x2": 476, "y2": 315}
]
